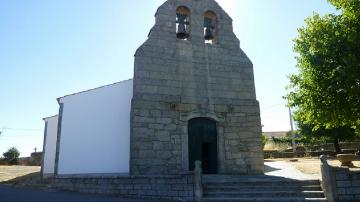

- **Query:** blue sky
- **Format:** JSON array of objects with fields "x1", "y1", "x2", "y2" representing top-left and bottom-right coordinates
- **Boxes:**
[{"x1": 0, "y1": 0, "x2": 337, "y2": 157}]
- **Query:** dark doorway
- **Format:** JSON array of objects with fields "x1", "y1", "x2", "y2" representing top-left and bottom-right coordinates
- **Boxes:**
[{"x1": 188, "y1": 118, "x2": 218, "y2": 174}]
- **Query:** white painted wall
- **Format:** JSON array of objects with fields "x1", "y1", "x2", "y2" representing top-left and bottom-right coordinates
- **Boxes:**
[
  {"x1": 42, "y1": 115, "x2": 58, "y2": 176},
  {"x1": 57, "y1": 79, "x2": 133, "y2": 175}
]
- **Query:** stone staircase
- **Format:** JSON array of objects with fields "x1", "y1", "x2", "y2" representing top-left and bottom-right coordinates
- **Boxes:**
[{"x1": 201, "y1": 175, "x2": 327, "y2": 202}]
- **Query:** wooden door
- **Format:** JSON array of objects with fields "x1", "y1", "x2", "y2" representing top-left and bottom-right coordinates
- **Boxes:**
[{"x1": 188, "y1": 118, "x2": 218, "y2": 174}]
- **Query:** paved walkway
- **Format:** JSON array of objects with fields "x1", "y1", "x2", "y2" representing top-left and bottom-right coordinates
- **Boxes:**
[
  {"x1": 265, "y1": 161, "x2": 320, "y2": 180},
  {"x1": 0, "y1": 185, "x2": 165, "y2": 202}
]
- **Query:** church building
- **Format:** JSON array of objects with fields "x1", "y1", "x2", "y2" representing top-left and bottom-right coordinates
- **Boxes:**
[{"x1": 42, "y1": 0, "x2": 263, "y2": 187}]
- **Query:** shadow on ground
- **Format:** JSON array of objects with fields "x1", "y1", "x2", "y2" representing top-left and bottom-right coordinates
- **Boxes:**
[
  {"x1": 264, "y1": 164, "x2": 281, "y2": 173},
  {"x1": 0, "y1": 171, "x2": 49, "y2": 190},
  {"x1": 4, "y1": 172, "x2": 40, "y2": 183}
]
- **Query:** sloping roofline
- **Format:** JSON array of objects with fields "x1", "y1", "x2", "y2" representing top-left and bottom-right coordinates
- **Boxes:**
[
  {"x1": 56, "y1": 78, "x2": 133, "y2": 103},
  {"x1": 43, "y1": 115, "x2": 58, "y2": 121}
]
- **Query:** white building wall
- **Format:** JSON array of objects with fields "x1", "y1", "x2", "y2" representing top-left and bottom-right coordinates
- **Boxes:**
[
  {"x1": 57, "y1": 80, "x2": 133, "y2": 175},
  {"x1": 42, "y1": 115, "x2": 58, "y2": 177}
]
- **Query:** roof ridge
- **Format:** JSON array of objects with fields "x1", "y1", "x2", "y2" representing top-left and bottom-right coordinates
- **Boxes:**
[{"x1": 57, "y1": 78, "x2": 133, "y2": 102}]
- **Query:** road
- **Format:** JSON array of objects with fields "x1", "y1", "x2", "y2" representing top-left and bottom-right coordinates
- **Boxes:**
[{"x1": 0, "y1": 185, "x2": 169, "y2": 202}]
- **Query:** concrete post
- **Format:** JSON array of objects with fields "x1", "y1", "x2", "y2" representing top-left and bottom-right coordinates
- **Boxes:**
[{"x1": 194, "y1": 160, "x2": 203, "y2": 202}]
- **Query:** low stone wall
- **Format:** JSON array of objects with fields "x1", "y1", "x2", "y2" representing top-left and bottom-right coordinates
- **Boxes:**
[
  {"x1": 55, "y1": 174, "x2": 194, "y2": 201},
  {"x1": 334, "y1": 167, "x2": 360, "y2": 201},
  {"x1": 264, "y1": 142, "x2": 360, "y2": 159},
  {"x1": 312, "y1": 142, "x2": 360, "y2": 152},
  {"x1": 320, "y1": 155, "x2": 360, "y2": 201},
  {"x1": 264, "y1": 151, "x2": 306, "y2": 159}
]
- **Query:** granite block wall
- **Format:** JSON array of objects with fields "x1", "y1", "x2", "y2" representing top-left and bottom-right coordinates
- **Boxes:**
[
  {"x1": 321, "y1": 156, "x2": 360, "y2": 201},
  {"x1": 334, "y1": 167, "x2": 360, "y2": 201},
  {"x1": 55, "y1": 174, "x2": 194, "y2": 201},
  {"x1": 130, "y1": 0, "x2": 263, "y2": 175}
]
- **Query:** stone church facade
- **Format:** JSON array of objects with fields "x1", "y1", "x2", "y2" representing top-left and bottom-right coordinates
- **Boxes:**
[
  {"x1": 43, "y1": 0, "x2": 263, "y2": 180},
  {"x1": 42, "y1": 0, "x2": 264, "y2": 200},
  {"x1": 131, "y1": 0, "x2": 263, "y2": 175}
]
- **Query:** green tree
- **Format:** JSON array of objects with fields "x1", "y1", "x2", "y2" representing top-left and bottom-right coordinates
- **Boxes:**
[
  {"x1": 285, "y1": 0, "x2": 360, "y2": 146},
  {"x1": 296, "y1": 122, "x2": 356, "y2": 153},
  {"x1": 3, "y1": 147, "x2": 20, "y2": 165},
  {"x1": 262, "y1": 133, "x2": 267, "y2": 148}
]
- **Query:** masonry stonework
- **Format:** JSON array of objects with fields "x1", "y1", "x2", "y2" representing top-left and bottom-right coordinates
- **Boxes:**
[
  {"x1": 131, "y1": 0, "x2": 264, "y2": 175},
  {"x1": 55, "y1": 174, "x2": 194, "y2": 201},
  {"x1": 321, "y1": 155, "x2": 360, "y2": 201}
]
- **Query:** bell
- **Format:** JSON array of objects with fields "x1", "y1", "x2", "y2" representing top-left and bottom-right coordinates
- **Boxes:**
[
  {"x1": 204, "y1": 27, "x2": 213, "y2": 40},
  {"x1": 177, "y1": 23, "x2": 189, "y2": 39},
  {"x1": 176, "y1": 13, "x2": 189, "y2": 39},
  {"x1": 204, "y1": 17, "x2": 214, "y2": 40}
]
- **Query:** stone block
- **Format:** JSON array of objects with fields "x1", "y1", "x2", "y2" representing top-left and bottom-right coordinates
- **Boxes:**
[
  {"x1": 149, "y1": 124, "x2": 164, "y2": 130},
  {"x1": 135, "y1": 85, "x2": 158, "y2": 94},
  {"x1": 156, "y1": 131, "x2": 171, "y2": 141},
  {"x1": 175, "y1": 103, "x2": 194, "y2": 112},
  {"x1": 133, "y1": 116, "x2": 154, "y2": 123},
  {"x1": 347, "y1": 187, "x2": 360, "y2": 194},
  {"x1": 171, "y1": 184, "x2": 184, "y2": 191},
  {"x1": 352, "y1": 180, "x2": 360, "y2": 186},
  {"x1": 150, "y1": 110, "x2": 161, "y2": 117},
  {"x1": 339, "y1": 195, "x2": 354, "y2": 201},
  {"x1": 214, "y1": 105, "x2": 228, "y2": 113},
  {"x1": 337, "y1": 187, "x2": 347, "y2": 195},
  {"x1": 230, "y1": 152, "x2": 243, "y2": 159},
  {"x1": 164, "y1": 124, "x2": 177, "y2": 130},
  {"x1": 133, "y1": 128, "x2": 155, "y2": 136},
  {"x1": 139, "y1": 150, "x2": 156, "y2": 158},
  {"x1": 157, "y1": 151, "x2": 172, "y2": 159},
  {"x1": 355, "y1": 195, "x2": 360, "y2": 200},
  {"x1": 225, "y1": 133, "x2": 239, "y2": 139},
  {"x1": 351, "y1": 173, "x2": 360, "y2": 180},
  {"x1": 336, "y1": 173, "x2": 349, "y2": 180},
  {"x1": 156, "y1": 117, "x2": 172, "y2": 124},
  {"x1": 337, "y1": 180, "x2": 351, "y2": 187},
  {"x1": 133, "y1": 109, "x2": 149, "y2": 117},
  {"x1": 153, "y1": 141, "x2": 171, "y2": 150}
]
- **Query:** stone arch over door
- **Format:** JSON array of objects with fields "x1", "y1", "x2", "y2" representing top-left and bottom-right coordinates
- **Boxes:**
[
  {"x1": 188, "y1": 117, "x2": 218, "y2": 174},
  {"x1": 180, "y1": 112, "x2": 225, "y2": 174}
]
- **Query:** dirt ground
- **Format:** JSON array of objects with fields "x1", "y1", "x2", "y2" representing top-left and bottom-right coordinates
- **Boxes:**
[
  {"x1": 0, "y1": 159, "x2": 359, "y2": 184},
  {"x1": 0, "y1": 166, "x2": 40, "y2": 183},
  {"x1": 266, "y1": 158, "x2": 360, "y2": 175}
]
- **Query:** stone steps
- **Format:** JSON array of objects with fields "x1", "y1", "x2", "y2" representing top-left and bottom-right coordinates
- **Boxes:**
[
  {"x1": 201, "y1": 175, "x2": 327, "y2": 202},
  {"x1": 201, "y1": 197, "x2": 328, "y2": 202},
  {"x1": 204, "y1": 185, "x2": 322, "y2": 192},
  {"x1": 203, "y1": 175, "x2": 320, "y2": 184},
  {"x1": 204, "y1": 181, "x2": 321, "y2": 187},
  {"x1": 204, "y1": 190, "x2": 325, "y2": 198}
]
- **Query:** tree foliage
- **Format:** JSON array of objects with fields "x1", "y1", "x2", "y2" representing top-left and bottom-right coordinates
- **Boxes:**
[
  {"x1": 271, "y1": 126, "x2": 358, "y2": 153},
  {"x1": 271, "y1": 130, "x2": 328, "y2": 146},
  {"x1": 286, "y1": 0, "x2": 360, "y2": 133},
  {"x1": 3, "y1": 147, "x2": 20, "y2": 165},
  {"x1": 262, "y1": 133, "x2": 267, "y2": 148},
  {"x1": 296, "y1": 122, "x2": 357, "y2": 153}
]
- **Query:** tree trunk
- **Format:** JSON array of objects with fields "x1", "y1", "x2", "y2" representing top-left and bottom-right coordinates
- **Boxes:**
[{"x1": 333, "y1": 138, "x2": 342, "y2": 154}]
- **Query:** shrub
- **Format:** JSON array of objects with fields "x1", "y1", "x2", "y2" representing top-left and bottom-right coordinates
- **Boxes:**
[
  {"x1": 262, "y1": 133, "x2": 267, "y2": 148},
  {"x1": 3, "y1": 147, "x2": 20, "y2": 165}
]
